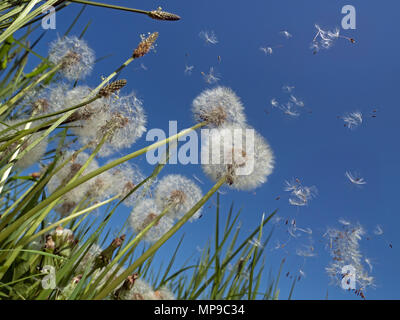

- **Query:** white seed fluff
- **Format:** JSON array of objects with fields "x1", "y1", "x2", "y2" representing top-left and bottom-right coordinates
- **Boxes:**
[
  {"x1": 201, "y1": 125, "x2": 274, "y2": 190},
  {"x1": 129, "y1": 199, "x2": 174, "y2": 243},
  {"x1": 154, "y1": 174, "x2": 203, "y2": 220},
  {"x1": 192, "y1": 86, "x2": 247, "y2": 128},
  {"x1": 48, "y1": 35, "x2": 95, "y2": 80}
]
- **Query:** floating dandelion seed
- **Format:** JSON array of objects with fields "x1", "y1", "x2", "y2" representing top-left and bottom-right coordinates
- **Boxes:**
[
  {"x1": 184, "y1": 64, "x2": 194, "y2": 75},
  {"x1": 296, "y1": 245, "x2": 316, "y2": 257},
  {"x1": 129, "y1": 199, "x2": 174, "y2": 243},
  {"x1": 271, "y1": 98, "x2": 279, "y2": 108},
  {"x1": 154, "y1": 174, "x2": 203, "y2": 220},
  {"x1": 289, "y1": 94, "x2": 304, "y2": 107},
  {"x1": 339, "y1": 218, "x2": 351, "y2": 226},
  {"x1": 373, "y1": 225, "x2": 383, "y2": 236},
  {"x1": 199, "y1": 30, "x2": 218, "y2": 44},
  {"x1": 345, "y1": 171, "x2": 366, "y2": 185},
  {"x1": 282, "y1": 85, "x2": 295, "y2": 93},
  {"x1": 48, "y1": 35, "x2": 95, "y2": 80},
  {"x1": 311, "y1": 24, "x2": 340, "y2": 53},
  {"x1": 201, "y1": 125, "x2": 274, "y2": 191},
  {"x1": 280, "y1": 102, "x2": 300, "y2": 117},
  {"x1": 311, "y1": 24, "x2": 355, "y2": 54},
  {"x1": 280, "y1": 30, "x2": 292, "y2": 38},
  {"x1": 365, "y1": 258, "x2": 373, "y2": 272},
  {"x1": 324, "y1": 221, "x2": 374, "y2": 292},
  {"x1": 192, "y1": 86, "x2": 247, "y2": 128},
  {"x1": 341, "y1": 111, "x2": 362, "y2": 129},
  {"x1": 202, "y1": 67, "x2": 220, "y2": 84},
  {"x1": 260, "y1": 46, "x2": 273, "y2": 55},
  {"x1": 284, "y1": 179, "x2": 317, "y2": 206}
]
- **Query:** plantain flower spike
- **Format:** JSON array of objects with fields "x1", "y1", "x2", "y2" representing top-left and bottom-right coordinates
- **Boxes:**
[{"x1": 133, "y1": 32, "x2": 159, "y2": 59}]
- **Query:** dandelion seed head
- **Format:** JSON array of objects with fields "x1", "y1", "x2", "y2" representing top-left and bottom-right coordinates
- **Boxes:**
[
  {"x1": 128, "y1": 278, "x2": 157, "y2": 300},
  {"x1": 154, "y1": 286, "x2": 176, "y2": 300},
  {"x1": 48, "y1": 36, "x2": 95, "y2": 80},
  {"x1": 108, "y1": 162, "x2": 150, "y2": 206},
  {"x1": 154, "y1": 175, "x2": 203, "y2": 220},
  {"x1": 129, "y1": 199, "x2": 174, "y2": 243},
  {"x1": 201, "y1": 125, "x2": 274, "y2": 190},
  {"x1": 192, "y1": 86, "x2": 247, "y2": 128},
  {"x1": 48, "y1": 151, "x2": 100, "y2": 216}
]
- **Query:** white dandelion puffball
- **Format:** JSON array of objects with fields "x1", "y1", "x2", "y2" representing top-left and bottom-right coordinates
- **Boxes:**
[
  {"x1": 108, "y1": 162, "x2": 150, "y2": 206},
  {"x1": 128, "y1": 278, "x2": 157, "y2": 300},
  {"x1": 192, "y1": 86, "x2": 247, "y2": 128},
  {"x1": 48, "y1": 35, "x2": 95, "y2": 80},
  {"x1": 89, "y1": 93, "x2": 147, "y2": 157},
  {"x1": 47, "y1": 84, "x2": 107, "y2": 121},
  {"x1": 201, "y1": 125, "x2": 274, "y2": 190},
  {"x1": 0, "y1": 120, "x2": 48, "y2": 171},
  {"x1": 154, "y1": 286, "x2": 176, "y2": 300},
  {"x1": 154, "y1": 174, "x2": 203, "y2": 220},
  {"x1": 47, "y1": 151, "x2": 100, "y2": 216},
  {"x1": 129, "y1": 199, "x2": 174, "y2": 243}
]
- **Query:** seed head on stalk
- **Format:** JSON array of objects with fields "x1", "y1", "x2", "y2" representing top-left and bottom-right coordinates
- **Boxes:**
[
  {"x1": 48, "y1": 36, "x2": 95, "y2": 80},
  {"x1": 132, "y1": 32, "x2": 159, "y2": 59},
  {"x1": 201, "y1": 125, "x2": 274, "y2": 190},
  {"x1": 154, "y1": 174, "x2": 203, "y2": 220},
  {"x1": 129, "y1": 199, "x2": 174, "y2": 243}
]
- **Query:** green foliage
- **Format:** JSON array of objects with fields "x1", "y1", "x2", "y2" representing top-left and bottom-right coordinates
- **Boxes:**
[{"x1": 0, "y1": 1, "x2": 286, "y2": 300}]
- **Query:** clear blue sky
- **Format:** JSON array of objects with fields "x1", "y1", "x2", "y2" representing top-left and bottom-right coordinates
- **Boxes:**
[{"x1": 27, "y1": 0, "x2": 400, "y2": 299}]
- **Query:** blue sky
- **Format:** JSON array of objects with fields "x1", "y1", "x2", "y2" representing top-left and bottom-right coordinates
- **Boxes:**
[{"x1": 25, "y1": 0, "x2": 400, "y2": 299}]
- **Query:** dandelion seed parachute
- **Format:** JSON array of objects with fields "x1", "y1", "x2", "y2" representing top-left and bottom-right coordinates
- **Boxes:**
[
  {"x1": 154, "y1": 174, "x2": 203, "y2": 220},
  {"x1": 199, "y1": 30, "x2": 218, "y2": 45},
  {"x1": 48, "y1": 36, "x2": 95, "y2": 80},
  {"x1": 192, "y1": 86, "x2": 247, "y2": 128},
  {"x1": 201, "y1": 125, "x2": 274, "y2": 191}
]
